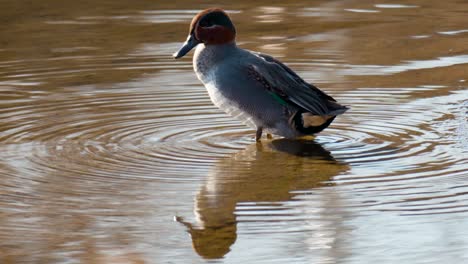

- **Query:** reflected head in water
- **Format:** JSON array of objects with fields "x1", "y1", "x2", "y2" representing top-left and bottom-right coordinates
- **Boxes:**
[
  {"x1": 173, "y1": 8, "x2": 348, "y2": 141},
  {"x1": 176, "y1": 216, "x2": 236, "y2": 259},
  {"x1": 177, "y1": 139, "x2": 349, "y2": 259}
]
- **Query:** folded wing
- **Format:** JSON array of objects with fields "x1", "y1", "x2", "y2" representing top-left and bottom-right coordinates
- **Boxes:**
[{"x1": 250, "y1": 52, "x2": 348, "y2": 116}]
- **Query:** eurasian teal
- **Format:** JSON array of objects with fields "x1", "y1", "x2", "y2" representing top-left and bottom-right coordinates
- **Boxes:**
[{"x1": 173, "y1": 8, "x2": 348, "y2": 141}]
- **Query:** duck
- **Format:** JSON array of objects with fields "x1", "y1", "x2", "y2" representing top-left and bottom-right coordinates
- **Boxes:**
[{"x1": 173, "y1": 8, "x2": 348, "y2": 141}]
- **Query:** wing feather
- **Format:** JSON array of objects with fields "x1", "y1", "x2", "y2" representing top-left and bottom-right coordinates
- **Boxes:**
[{"x1": 249, "y1": 52, "x2": 348, "y2": 116}]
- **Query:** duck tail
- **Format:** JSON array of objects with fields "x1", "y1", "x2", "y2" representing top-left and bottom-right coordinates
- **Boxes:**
[
  {"x1": 293, "y1": 103, "x2": 349, "y2": 135},
  {"x1": 327, "y1": 101, "x2": 350, "y2": 116}
]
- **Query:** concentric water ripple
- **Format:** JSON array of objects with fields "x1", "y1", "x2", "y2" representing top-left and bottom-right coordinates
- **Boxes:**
[
  {"x1": 1, "y1": 50, "x2": 467, "y2": 215},
  {"x1": 0, "y1": 55, "x2": 254, "y2": 183}
]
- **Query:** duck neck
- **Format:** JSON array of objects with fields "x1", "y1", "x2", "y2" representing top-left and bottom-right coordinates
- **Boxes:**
[
  {"x1": 194, "y1": 42, "x2": 237, "y2": 76},
  {"x1": 193, "y1": 41, "x2": 238, "y2": 83}
]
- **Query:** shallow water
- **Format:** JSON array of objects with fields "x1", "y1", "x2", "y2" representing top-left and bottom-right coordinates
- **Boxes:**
[{"x1": 1, "y1": 0, "x2": 467, "y2": 263}]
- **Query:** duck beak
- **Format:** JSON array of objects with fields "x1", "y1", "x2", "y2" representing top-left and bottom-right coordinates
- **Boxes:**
[{"x1": 173, "y1": 34, "x2": 200, "y2": 59}]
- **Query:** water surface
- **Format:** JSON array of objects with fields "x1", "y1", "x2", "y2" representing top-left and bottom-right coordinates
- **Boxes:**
[{"x1": 0, "y1": 0, "x2": 467, "y2": 263}]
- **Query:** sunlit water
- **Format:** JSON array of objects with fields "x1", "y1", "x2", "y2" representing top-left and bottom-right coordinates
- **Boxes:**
[{"x1": 1, "y1": 0, "x2": 467, "y2": 263}]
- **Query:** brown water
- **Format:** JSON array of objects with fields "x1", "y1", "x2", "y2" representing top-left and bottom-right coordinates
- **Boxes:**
[{"x1": 1, "y1": 0, "x2": 467, "y2": 263}]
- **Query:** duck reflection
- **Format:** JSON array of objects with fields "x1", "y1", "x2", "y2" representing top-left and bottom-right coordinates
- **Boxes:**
[{"x1": 177, "y1": 139, "x2": 349, "y2": 259}]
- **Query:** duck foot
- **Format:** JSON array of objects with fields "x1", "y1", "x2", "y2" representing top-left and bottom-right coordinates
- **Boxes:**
[{"x1": 255, "y1": 127, "x2": 263, "y2": 142}]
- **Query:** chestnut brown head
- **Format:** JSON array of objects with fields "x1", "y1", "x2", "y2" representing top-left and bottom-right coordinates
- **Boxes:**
[{"x1": 173, "y1": 8, "x2": 236, "y2": 59}]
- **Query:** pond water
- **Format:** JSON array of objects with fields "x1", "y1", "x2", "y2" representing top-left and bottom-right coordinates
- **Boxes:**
[{"x1": 0, "y1": 0, "x2": 467, "y2": 263}]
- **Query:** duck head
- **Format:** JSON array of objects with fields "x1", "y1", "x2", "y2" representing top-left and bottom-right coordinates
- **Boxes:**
[{"x1": 173, "y1": 8, "x2": 236, "y2": 59}]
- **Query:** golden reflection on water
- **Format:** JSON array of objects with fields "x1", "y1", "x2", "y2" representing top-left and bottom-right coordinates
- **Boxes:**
[
  {"x1": 177, "y1": 140, "x2": 348, "y2": 259},
  {"x1": 0, "y1": 0, "x2": 468, "y2": 263}
]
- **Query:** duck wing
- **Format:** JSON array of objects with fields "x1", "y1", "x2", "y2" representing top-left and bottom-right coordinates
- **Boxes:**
[{"x1": 249, "y1": 52, "x2": 348, "y2": 116}]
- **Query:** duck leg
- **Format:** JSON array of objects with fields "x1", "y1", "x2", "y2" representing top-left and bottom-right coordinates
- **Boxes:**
[{"x1": 255, "y1": 127, "x2": 263, "y2": 142}]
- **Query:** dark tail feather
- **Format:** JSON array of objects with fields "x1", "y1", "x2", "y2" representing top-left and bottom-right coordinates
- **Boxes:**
[
  {"x1": 293, "y1": 111, "x2": 336, "y2": 135},
  {"x1": 293, "y1": 103, "x2": 349, "y2": 135},
  {"x1": 327, "y1": 106, "x2": 349, "y2": 116},
  {"x1": 327, "y1": 101, "x2": 349, "y2": 116}
]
